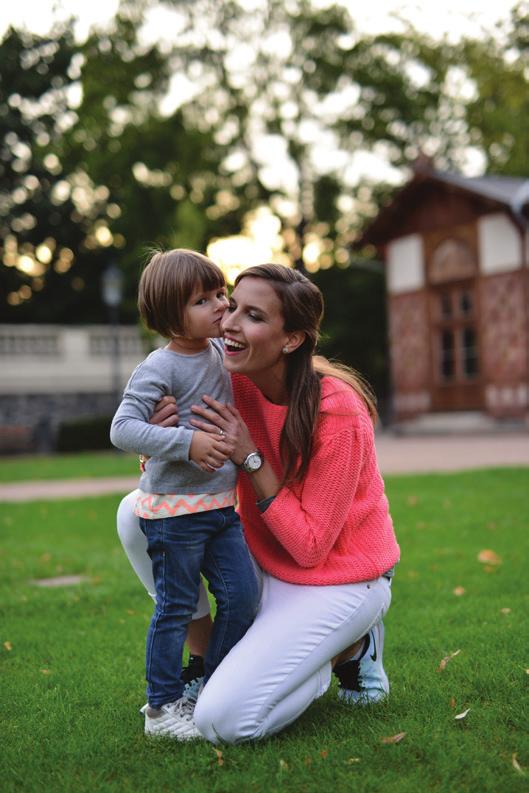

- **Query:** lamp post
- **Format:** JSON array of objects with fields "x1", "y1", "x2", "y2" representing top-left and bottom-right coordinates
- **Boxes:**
[{"x1": 101, "y1": 262, "x2": 124, "y2": 408}]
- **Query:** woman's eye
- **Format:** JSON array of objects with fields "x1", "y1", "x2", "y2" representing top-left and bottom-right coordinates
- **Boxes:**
[{"x1": 248, "y1": 312, "x2": 262, "y2": 322}]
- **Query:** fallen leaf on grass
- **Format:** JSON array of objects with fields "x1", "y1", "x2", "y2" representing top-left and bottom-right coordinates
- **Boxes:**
[
  {"x1": 213, "y1": 748, "x2": 224, "y2": 766},
  {"x1": 320, "y1": 750, "x2": 328, "y2": 759},
  {"x1": 449, "y1": 697, "x2": 457, "y2": 709},
  {"x1": 453, "y1": 586, "x2": 466, "y2": 596},
  {"x1": 454, "y1": 708, "x2": 470, "y2": 720},
  {"x1": 278, "y1": 759, "x2": 289, "y2": 771},
  {"x1": 381, "y1": 732, "x2": 406, "y2": 744},
  {"x1": 512, "y1": 753, "x2": 526, "y2": 776},
  {"x1": 500, "y1": 608, "x2": 511, "y2": 615},
  {"x1": 477, "y1": 549, "x2": 501, "y2": 565},
  {"x1": 345, "y1": 758, "x2": 361, "y2": 765},
  {"x1": 40, "y1": 669, "x2": 51, "y2": 675},
  {"x1": 438, "y1": 649, "x2": 461, "y2": 671},
  {"x1": 3, "y1": 641, "x2": 13, "y2": 651}
]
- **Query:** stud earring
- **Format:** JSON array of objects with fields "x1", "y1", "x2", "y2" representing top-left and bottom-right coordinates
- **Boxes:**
[{"x1": 282, "y1": 346, "x2": 289, "y2": 354}]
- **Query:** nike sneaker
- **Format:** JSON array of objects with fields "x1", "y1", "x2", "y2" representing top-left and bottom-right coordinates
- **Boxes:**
[{"x1": 334, "y1": 621, "x2": 389, "y2": 704}]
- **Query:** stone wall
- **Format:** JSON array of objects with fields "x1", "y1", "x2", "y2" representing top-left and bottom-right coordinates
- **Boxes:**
[{"x1": 0, "y1": 324, "x2": 148, "y2": 453}]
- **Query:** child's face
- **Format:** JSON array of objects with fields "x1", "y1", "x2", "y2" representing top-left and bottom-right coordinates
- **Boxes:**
[{"x1": 183, "y1": 284, "x2": 229, "y2": 339}]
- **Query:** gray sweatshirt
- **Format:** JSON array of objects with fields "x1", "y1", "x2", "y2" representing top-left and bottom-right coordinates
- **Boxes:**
[{"x1": 110, "y1": 339, "x2": 237, "y2": 494}]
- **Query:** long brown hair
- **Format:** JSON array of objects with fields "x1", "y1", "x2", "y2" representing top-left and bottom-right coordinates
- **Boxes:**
[{"x1": 234, "y1": 264, "x2": 377, "y2": 484}]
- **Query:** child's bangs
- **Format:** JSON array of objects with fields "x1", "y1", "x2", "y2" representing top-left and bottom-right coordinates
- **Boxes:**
[{"x1": 196, "y1": 260, "x2": 225, "y2": 292}]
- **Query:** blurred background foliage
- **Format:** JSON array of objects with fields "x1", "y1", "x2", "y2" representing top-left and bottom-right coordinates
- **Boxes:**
[{"x1": 1, "y1": 0, "x2": 529, "y2": 404}]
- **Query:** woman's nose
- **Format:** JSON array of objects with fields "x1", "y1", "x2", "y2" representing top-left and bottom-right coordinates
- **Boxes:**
[{"x1": 221, "y1": 312, "x2": 234, "y2": 332}]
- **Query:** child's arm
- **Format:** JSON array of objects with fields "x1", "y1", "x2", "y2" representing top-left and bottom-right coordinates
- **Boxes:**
[{"x1": 110, "y1": 356, "x2": 203, "y2": 463}]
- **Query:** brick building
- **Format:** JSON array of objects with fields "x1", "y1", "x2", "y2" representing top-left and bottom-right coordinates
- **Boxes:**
[{"x1": 359, "y1": 161, "x2": 529, "y2": 424}]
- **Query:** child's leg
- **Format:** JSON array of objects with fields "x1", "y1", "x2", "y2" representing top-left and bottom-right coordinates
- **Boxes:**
[
  {"x1": 141, "y1": 515, "x2": 206, "y2": 708},
  {"x1": 117, "y1": 490, "x2": 212, "y2": 623},
  {"x1": 200, "y1": 508, "x2": 260, "y2": 681}
]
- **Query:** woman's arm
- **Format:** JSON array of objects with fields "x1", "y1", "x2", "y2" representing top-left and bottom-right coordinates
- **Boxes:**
[
  {"x1": 190, "y1": 396, "x2": 281, "y2": 501},
  {"x1": 260, "y1": 426, "x2": 369, "y2": 567},
  {"x1": 190, "y1": 395, "x2": 377, "y2": 569}
]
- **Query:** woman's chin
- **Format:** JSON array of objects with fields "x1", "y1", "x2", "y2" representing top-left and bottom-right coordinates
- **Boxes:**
[{"x1": 223, "y1": 351, "x2": 247, "y2": 371}]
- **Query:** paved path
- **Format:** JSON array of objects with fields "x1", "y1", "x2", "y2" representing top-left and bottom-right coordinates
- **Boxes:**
[{"x1": 0, "y1": 433, "x2": 528, "y2": 502}]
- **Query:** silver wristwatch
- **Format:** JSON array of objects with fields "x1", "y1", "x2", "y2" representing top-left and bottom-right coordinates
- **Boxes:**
[{"x1": 240, "y1": 450, "x2": 264, "y2": 474}]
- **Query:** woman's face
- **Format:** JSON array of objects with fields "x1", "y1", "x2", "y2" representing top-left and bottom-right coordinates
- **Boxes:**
[{"x1": 221, "y1": 276, "x2": 293, "y2": 379}]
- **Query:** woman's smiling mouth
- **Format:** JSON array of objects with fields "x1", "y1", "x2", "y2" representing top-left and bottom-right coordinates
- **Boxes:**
[{"x1": 224, "y1": 336, "x2": 246, "y2": 354}]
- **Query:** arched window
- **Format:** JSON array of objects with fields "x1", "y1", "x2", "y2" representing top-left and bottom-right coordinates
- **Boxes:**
[{"x1": 429, "y1": 238, "x2": 477, "y2": 284}]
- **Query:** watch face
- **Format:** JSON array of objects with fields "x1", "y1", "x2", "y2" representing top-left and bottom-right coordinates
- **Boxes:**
[{"x1": 244, "y1": 452, "x2": 262, "y2": 472}]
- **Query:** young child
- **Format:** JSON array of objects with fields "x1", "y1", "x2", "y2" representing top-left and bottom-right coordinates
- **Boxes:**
[{"x1": 110, "y1": 249, "x2": 259, "y2": 740}]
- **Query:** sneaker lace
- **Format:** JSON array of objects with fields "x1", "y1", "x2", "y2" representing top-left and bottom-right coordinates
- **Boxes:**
[{"x1": 167, "y1": 697, "x2": 195, "y2": 721}]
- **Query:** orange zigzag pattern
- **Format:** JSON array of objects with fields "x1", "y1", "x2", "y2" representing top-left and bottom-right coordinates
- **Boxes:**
[{"x1": 136, "y1": 492, "x2": 234, "y2": 518}]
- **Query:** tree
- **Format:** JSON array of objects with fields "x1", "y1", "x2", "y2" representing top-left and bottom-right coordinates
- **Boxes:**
[
  {"x1": 4, "y1": 0, "x2": 526, "y2": 332},
  {"x1": 458, "y1": 1, "x2": 529, "y2": 178},
  {"x1": 0, "y1": 24, "x2": 104, "y2": 322},
  {"x1": 151, "y1": 0, "x2": 464, "y2": 263}
]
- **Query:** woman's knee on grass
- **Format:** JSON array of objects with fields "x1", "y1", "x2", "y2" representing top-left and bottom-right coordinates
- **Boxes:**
[{"x1": 194, "y1": 687, "x2": 257, "y2": 744}]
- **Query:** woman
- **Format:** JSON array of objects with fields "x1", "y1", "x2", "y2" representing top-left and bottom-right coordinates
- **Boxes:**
[{"x1": 117, "y1": 263, "x2": 399, "y2": 742}]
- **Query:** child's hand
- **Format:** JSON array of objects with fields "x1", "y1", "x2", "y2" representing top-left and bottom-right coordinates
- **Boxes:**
[{"x1": 189, "y1": 430, "x2": 231, "y2": 472}]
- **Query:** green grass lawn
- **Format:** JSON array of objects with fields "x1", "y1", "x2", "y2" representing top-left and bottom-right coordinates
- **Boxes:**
[
  {"x1": 1, "y1": 468, "x2": 528, "y2": 792},
  {"x1": 0, "y1": 451, "x2": 138, "y2": 483}
]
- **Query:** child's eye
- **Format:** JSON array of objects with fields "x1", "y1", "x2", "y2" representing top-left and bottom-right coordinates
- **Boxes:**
[
  {"x1": 217, "y1": 290, "x2": 227, "y2": 300},
  {"x1": 195, "y1": 298, "x2": 206, "y2": 305}
]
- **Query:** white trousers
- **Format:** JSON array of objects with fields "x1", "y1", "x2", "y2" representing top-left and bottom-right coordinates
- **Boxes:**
[{"x1": 116, "y1": 490, "x2": 392, "y2": 743}]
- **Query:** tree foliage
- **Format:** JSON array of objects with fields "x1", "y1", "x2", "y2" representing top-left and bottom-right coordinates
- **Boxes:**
[{"x1": 1, "y1": 1, "x2": 529, "y2": 396}]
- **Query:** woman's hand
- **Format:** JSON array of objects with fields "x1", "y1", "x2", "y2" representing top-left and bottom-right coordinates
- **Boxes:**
[
  {"x1": 149, "y1": 395, "x2": 179, "y2": 427},
  {"x1": 191, "y1": 395, "x2": 256, "y2": 466}
]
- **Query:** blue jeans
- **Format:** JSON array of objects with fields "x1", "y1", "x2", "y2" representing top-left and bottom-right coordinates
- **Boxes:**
[{"x1": 140, "y1": 506, "x2": 259, "y2": 708}]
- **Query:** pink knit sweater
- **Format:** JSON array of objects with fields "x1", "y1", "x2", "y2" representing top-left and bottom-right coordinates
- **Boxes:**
[{"x1": 232, "y1": 374, "x2": 400, "y2": 585}]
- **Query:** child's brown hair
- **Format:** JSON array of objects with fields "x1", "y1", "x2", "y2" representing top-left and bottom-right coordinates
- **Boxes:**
[{"x1": 138, "y1": 249, "x2": 225, "y2": 338}]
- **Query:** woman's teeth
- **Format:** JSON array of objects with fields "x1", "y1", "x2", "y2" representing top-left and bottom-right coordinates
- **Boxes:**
[{"x1": 225, "y1": 338, "x2": 245, "y2": 351}]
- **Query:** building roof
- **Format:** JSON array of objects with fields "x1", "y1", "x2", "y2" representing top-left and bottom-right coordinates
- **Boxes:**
[
  {"x1": 435, "y1": 172, "x2": 528, "y2": 206},
  {"x1": 357, "y1": 163, "x2": 529, "y2": 247}
]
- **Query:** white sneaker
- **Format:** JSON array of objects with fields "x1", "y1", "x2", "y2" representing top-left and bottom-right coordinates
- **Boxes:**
[
  {"x1": 335, "y1": 621, "x2": 390, "y2": 705},
  {"x1": 141, "y1": 695, "x2": 202, "y2": 740}
]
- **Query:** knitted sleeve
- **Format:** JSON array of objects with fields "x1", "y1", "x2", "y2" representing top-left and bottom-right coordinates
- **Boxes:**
[{"x1": 259, "y1": 420, "x2": 369, "y2": 568}]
